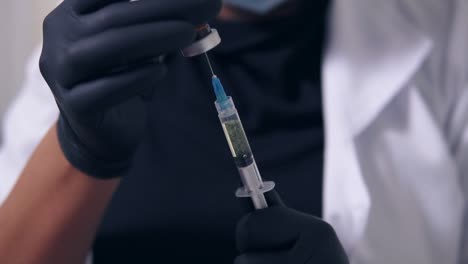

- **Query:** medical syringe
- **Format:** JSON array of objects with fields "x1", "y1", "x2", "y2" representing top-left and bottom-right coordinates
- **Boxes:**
[
  {"x1": 182, "y1": 24, "x2": 275, "y2": 210},
  {"x1": 207, "y1": 59, "x2": 276, "y2": 210}
]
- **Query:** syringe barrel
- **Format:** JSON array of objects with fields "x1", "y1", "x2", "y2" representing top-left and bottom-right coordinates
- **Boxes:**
[
  {"x1": 215, "y1": 97, "x2": 253, "y2": 167},
  {"x1": 215, "y1": 97, "x2": 275, "y2": 210}
]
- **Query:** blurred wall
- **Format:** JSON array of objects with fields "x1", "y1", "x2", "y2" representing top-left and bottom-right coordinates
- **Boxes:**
[{"x1": 0, "y1": 1, "x2": 57, "y2": 126}]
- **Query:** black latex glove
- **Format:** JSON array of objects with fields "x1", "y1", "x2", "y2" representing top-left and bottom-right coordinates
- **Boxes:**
[
  {"x1": 39, "y1": 0, "x2": 221, "y2": 178},
  {"x1": 236, "y1": 192, "x2": 349, "y2": 264}
]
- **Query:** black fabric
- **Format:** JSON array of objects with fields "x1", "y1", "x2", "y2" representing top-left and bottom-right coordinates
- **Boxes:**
[
  {"x1": 39, "y1": 0, "x2": 222, "y2": 178},
  {"x1": 235, "y1": 193, "x2": 349, "y2": 264},
  {"x1": 93, "y1": 4, "x2": 329, "y2": 263}
]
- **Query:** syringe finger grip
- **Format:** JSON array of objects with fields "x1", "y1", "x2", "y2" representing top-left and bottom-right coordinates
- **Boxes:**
[{"x1": 235, "y1": 162, "x2": 276, "y2": 210}]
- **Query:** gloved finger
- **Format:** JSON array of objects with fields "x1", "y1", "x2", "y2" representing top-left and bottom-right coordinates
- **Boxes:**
[
  {"x1": 234, "y1": 252, "x2": 288, "y2": 264},
  {"x1": 236, "y1": 206, "x2": 299, "y2": 253},
  {"x1": 264, "y1": 190, "x2": 286, "y2": 207},
  {"x1": 58, "y1": 21, "x2": 194, "y2": 87},
  {"x1": 65, "y1": 62, "x2": 166, "y2": 114},
  {"x1": 68, "y1": 0, "x2": 125, "y2": 14},
  {"x1": 83, "y1": 0, "x2": 222, "y2": 33}
]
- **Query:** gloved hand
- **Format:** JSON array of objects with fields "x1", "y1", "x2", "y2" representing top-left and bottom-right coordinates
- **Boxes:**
[
  {"x1": 236, "y1": 192, "x2": 349, "y2": 264},
  {"x1": 39, "y1": 0, "x2": 221, "y2": 178}
]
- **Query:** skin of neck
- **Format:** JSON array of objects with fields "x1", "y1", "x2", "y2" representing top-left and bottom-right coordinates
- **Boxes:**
[{"x1": 218, "y1": 2, "x2": 297, "y2": 21}]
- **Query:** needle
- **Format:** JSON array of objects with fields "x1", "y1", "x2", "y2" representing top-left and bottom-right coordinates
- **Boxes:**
[{"x1": 204, "y1": 52, "x2": 216, "y2": 76}]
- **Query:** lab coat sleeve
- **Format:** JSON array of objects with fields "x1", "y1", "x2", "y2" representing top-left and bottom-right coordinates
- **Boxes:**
[
  {"x1": 454, "y1": 85, "x2": 468, "y2": 262},
  {"x1": 446, "y1": 0, "x2": 468, "y2": 179},
  {"x1": 445, "y1": 2, "x2": 468, "y2": 261},
  {"x1": 0, "y1": 46, "x2": 59, "y2": 205},
  {"x1": 454, "y1": 85, "x2": 468, "y2": 181}
]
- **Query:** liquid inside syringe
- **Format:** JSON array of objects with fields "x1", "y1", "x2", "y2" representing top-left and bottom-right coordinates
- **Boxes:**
[{"x1": 209, "y1": 68, "x2": 275, "y2": 210}]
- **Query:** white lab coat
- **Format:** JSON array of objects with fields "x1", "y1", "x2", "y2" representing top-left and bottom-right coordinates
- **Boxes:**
[
  {"x1": 0, "y1": 0, "x2": 467, "y2": 263},
  {"x1": 324, "y1": 0, "x2": 468, "y2": 263}
]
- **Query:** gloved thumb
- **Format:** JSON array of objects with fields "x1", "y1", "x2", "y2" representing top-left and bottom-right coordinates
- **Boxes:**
[
  {"x1": 264, "y1": 189, "x2": 286, "y2": 207},
  {"x1": 236, "y1": 205, "x2": 300, "y2": 253}
]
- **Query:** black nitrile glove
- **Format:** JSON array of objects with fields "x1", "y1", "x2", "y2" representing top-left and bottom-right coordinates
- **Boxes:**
[
  {"x1": 39, "y1": 0, "x2": 221, "y2": 178},
  {"x1": 236, "y1": 192, "x2": 349, "y2": 264}
]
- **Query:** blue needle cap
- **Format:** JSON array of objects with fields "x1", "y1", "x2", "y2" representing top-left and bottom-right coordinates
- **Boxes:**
[{"x1": 212, "y1": 76, "x2": 228, "y2": 103}]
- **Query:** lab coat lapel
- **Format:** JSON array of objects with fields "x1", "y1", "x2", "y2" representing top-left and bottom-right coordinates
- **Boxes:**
[{"x1": 323, "y1": 0, "x2": 432, "y2": 250}]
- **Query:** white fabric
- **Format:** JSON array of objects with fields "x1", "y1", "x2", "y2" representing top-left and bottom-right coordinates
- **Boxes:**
[
  {"x1": 323, "y1": 0, "x2": 468, "y2": 263},
  {"x1": 0, "y1": 0, "x2": 467, "y2": 263},
  {"x1": 0, "y1": 0, "x2": 57, "y2": 118}
]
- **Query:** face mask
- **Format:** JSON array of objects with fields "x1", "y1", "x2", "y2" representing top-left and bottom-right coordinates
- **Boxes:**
[{"x1": 223, "y1": 0, "x2": 289, "y2": 14}]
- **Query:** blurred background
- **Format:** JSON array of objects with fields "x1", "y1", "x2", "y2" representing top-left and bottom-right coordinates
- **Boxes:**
[{"x1": 0, "y1": 1, "x2": 56, "y2": 140}]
